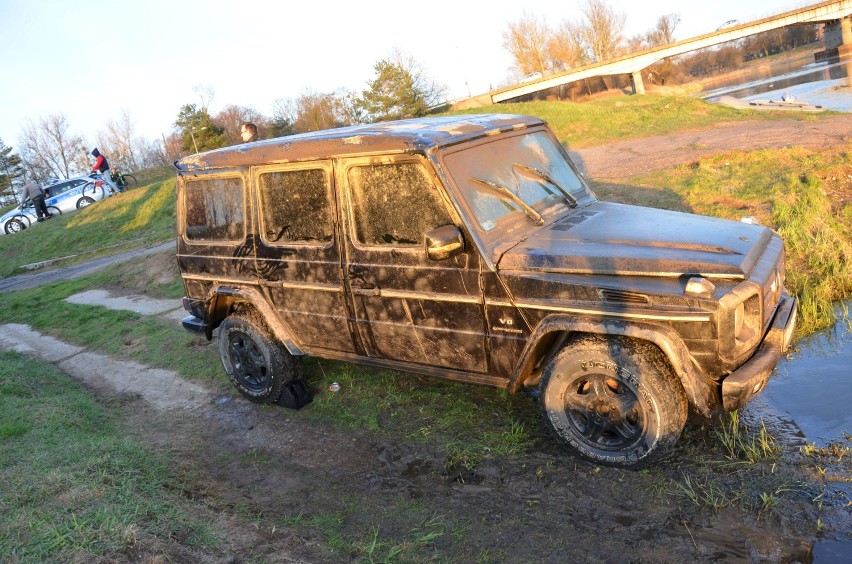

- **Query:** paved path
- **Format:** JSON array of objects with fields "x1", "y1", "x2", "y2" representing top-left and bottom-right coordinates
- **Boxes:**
[
  {"x1": 0, "y1": 240, "x2": 174, "y2": 293},
  {"x1": 0, "y1": 323, "x2": 209, "y2": 410}
]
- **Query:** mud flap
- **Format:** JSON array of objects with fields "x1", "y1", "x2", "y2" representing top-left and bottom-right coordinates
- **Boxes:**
[{"x1": 276, "y1": 379, "x2": 313, "y2": 410}]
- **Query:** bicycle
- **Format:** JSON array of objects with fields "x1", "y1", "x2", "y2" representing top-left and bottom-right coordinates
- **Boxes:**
[{"x1": 110, "y1": 168, "x2": 138, "y2": 190}]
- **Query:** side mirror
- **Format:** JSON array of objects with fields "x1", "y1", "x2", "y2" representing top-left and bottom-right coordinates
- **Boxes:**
[{"x1": 425, "y1": 225, "x2": 465, "y2": 261}]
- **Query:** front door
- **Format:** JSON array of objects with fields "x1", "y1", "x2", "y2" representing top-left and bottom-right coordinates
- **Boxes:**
[{"x1": 340, "y1": 155, "x2": 488, "y2": 373}]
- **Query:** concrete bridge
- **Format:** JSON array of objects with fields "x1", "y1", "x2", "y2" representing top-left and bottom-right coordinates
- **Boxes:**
[{"x1": 458, "y1": 0, "x2": 852, "y2": 107}]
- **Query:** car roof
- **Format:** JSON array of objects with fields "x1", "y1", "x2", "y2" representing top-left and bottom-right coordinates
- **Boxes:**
[{"x1": 174, "y1": 114, "x2": 545, "y2": 172}]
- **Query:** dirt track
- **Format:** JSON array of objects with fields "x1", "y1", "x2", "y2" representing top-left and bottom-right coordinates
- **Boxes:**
[
  {"x1": 1, "y1": 116, "x2": 850, "y2": 561},
  {"x1": 570, "y1": 114, "x2": 852, "y2": 179}
]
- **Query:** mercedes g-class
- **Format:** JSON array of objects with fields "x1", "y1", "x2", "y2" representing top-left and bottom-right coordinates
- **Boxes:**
[{"x1": 176, "y1": 114, "x2": 796, "y2": 467}]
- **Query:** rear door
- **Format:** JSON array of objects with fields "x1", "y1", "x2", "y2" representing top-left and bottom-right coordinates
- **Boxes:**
[
  {"x1": 252, "y1": 161, "x2": 356, "y2": 354},
  {"x1": 339, "y1": 155, "x2": 488, "y2": 373},
  {"x1": 177, "y1": 171, "x2": 256, "y2": 299}
]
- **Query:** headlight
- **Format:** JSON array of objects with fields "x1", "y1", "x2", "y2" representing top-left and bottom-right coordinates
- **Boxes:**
[
  {"x1": 734, "y1": 302, "x2": 744, "y2": 337},
  {"x1": 735, "y1": 294, "x2": 760, "y2": 346},
  {"x1": 720, "y1": 284, "x2": 762, "y2": 360}
]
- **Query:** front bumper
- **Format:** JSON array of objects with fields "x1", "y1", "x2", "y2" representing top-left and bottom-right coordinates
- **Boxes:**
[{"x1": 721, "y1": 293, "x2": 797, "y2": 411}]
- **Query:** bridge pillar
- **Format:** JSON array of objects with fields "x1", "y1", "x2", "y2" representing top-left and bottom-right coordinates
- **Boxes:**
[
  {"x1": 630, "y1": 71, "x2": 646, "y2": 95},
  {"x1": 841, "y1": 16, "x2": 852, "y2": 55}
]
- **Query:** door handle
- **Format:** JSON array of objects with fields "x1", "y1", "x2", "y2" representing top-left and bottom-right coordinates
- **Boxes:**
[{"x1": 352, "y1": 287, "x2": 381, "y2": 297}]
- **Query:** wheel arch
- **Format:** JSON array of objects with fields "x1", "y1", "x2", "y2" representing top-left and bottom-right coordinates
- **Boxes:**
[
  {"x1": 204, "y1": 285, "x2": 304, "y2": 356},
  {"x1": 508, "y1": 315, "x2": 720, "y2": 417}
]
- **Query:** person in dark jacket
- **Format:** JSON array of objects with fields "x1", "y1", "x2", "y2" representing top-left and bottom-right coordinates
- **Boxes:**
[
  {"x1": 20, "y1": 179, "x2": 52, "y2": 222},
  {"x1": 90, "y1": 148, "x2": 119, "y2": 192}
]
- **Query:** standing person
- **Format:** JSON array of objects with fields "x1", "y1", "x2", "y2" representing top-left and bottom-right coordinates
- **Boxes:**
[
  {"x1": 90, "y1": 148, "x2": 119, "y2": 193},
  {"x1": 20, "y1": 178, "x2": 52, "y2": 222},
  {"x1": 240, "y1": 122, "x2": 258, "y2": 143}
]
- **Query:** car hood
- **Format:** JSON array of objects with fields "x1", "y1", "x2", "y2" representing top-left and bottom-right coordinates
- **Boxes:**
[{"x1": 496, "y1": 201, "x2": 774, "y2": 279}]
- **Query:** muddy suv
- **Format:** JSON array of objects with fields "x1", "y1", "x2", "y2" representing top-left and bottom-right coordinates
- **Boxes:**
[{"x1": 176, "y1": 114, "x2": 797, "y2": 467}]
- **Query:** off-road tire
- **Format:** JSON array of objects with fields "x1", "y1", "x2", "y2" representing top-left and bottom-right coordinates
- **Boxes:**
[
  {"x1": 77, "y1": 196, "x2": 95, "y2": 209},
  {"x1": 218, "y1": 309, "x2": 302, "y2": 403},
  {"x1": 538, "y1": 335, "x2": 687, "y2": 468}
]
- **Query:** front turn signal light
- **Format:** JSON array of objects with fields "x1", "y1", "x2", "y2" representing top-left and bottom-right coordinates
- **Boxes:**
[{"x1": 684, "y1": 276, "x2": 716, "y2": 298}]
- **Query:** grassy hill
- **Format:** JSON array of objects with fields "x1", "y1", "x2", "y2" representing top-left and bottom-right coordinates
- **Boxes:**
[{"x1": 0, "y1": 179, "x2": 176, "y2": 278}]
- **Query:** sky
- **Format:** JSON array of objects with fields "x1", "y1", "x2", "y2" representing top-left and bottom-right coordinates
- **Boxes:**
[{"x1": 0, "y1": 0, "x2": 808, "y2": 148}]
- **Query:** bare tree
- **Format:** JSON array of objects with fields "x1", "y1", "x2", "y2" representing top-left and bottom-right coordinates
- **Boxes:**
[
  {"x1": 548, "y1": 21, "x2": 589, "y2": 71},
  {"x1": 18, "y1": 114, "x2": 87, "y2": 181},
  {"x1": 287, "y1": 90, "x2": 346, "y2": 133},
  {"x1": 193, "y1": 84, "x2": 216, "y2": 112},
  {"x1": 503, "y1": 13, "x2": 552, "y2": 77},
  {"x1": 646, "y1": 14, "x2": 680, "y2": 47},
  {"x1": 578, "y1": 0, "x2": 626, "y2": 63},
  {"x1": 97, "y1": 109, "x2": 140, "y2": 171}
]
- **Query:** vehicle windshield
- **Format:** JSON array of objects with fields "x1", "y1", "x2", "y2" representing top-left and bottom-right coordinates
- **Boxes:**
[{"x1": 442, "y1": 129, "x2": 591, "y2": 233}]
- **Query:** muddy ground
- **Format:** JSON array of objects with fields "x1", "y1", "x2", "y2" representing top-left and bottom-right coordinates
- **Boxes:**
[{"x1": 2, "y1": 117, "x2": 851, "y2": 562}]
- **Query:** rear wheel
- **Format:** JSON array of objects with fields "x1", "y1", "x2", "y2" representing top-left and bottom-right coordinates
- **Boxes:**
[
  {"x1": 218, "y1": 309, "x2": 302, "y2": 403},
  {"x1": 77, "y1": 196, "x2": 95, "y2": 209},
  {"x1": 47, "y1": 206, "x2": 61, "y2": 216},
  {"x1": 538, "y1": 335, "x2": 687, "y2": 468},
  {"x1": 118, "y1": 174, "x2": 138, "y2": 189}
]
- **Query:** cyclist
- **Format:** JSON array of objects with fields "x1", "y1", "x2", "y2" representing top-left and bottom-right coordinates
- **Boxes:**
[{"x1": 90, "y1": 148, "x2": 120, "y2": 193}]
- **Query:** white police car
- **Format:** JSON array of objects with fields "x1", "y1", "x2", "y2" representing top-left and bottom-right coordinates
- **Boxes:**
[{"x1": 1, "y1": 174, "x2": 114, "y2": 235}]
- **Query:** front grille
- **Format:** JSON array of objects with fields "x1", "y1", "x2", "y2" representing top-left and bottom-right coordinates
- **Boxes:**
[{"x1": 600, "y1": 289, "x2": 650, "y2": 305}]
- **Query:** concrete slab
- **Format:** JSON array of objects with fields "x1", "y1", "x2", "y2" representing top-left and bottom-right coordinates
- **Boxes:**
[
  {"x1": 0, "y1": 323, "x2": 84, "y2": 361},
  {"x1": 58, "y1": 352, "x2": 209, "y2": 411},
  {"x1": 0, "y1": 323, "x2": 210, "y2": 411},
  {"x1": 65, "y1": 289, "x2": 181, "y2": 316}
]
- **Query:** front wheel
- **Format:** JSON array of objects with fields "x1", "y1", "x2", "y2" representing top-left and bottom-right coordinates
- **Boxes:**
[
  {"x1": 538, "y1": 335, "x2": 687, "y2": 468},
  {"x1": 218, "y1": 309, "x2": 302, "y2": 403},
  {"x1": 4, "y1": 216, "x2": 27, "y2": 234}
]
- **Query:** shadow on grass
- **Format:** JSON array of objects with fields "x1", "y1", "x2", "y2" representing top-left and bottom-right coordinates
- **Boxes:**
[{"x1": 589, "y1": 180, "x2": 693, "y2": 213}]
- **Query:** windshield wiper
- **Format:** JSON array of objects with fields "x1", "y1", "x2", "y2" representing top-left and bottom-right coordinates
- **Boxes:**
[
  {"x1": 469, "y1": 177, "x2": 544, "y2": 225},
  {"x1": 513, "y1": 163, "x2": 578, "y2": 208}
]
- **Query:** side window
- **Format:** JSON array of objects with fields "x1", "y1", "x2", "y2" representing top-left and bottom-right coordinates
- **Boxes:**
[
  {"x1": 183, "y1": 176, "x2": 244, "y2": 242},
  {"x1": 258, "y1": 168, "x2": 332, "y2": 245},
  {"x1": 348, "y1": 161, "x2": 453, "y2": 247}
]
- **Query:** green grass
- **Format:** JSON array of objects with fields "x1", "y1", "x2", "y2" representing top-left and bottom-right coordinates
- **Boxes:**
[
  {"x1": 0, "y1": 260, "x2": 541, "y2": 468},
  {"x1": 449, "y1": 95, "x2": 811, "y2": 149},
  {"x1": 0, "y1": 179, "x2": 176, "y2": 278},
  {"x1": 596, "y1": 145, "x2": 852, "y2": 333},
  {"x1": 0, "y1": 351, "x2": 216, "y2": 561}
]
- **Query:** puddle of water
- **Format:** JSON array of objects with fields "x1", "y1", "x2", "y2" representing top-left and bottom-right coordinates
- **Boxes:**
[
  {"x1": 745, "y1": 304, "x2": 852, "y2": 561},
  {"x1": 759, "y1": 304, "x2": 852, "y2": 446},
  {"x1": 702, "y1": 54, "x2": 852, "y2": 113}
]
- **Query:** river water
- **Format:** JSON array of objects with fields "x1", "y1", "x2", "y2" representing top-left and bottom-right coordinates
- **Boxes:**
[{"x1": 701, "y1": 52, "x2": 852, "y2": 112}]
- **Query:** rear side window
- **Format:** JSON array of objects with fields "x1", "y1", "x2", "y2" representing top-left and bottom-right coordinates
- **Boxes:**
[
  {"x1": 348, "y1": 161, "x2": 453, "y2": 247},
  {"x1": 183, "y1": 177, "x2": 245, "y2": 242},
  {"x1": 258, "y1": 168, "x2": 333, "y2": 245},
  {"x1": 48, "y1": 179, "x2": 86, "y2": 196}
]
